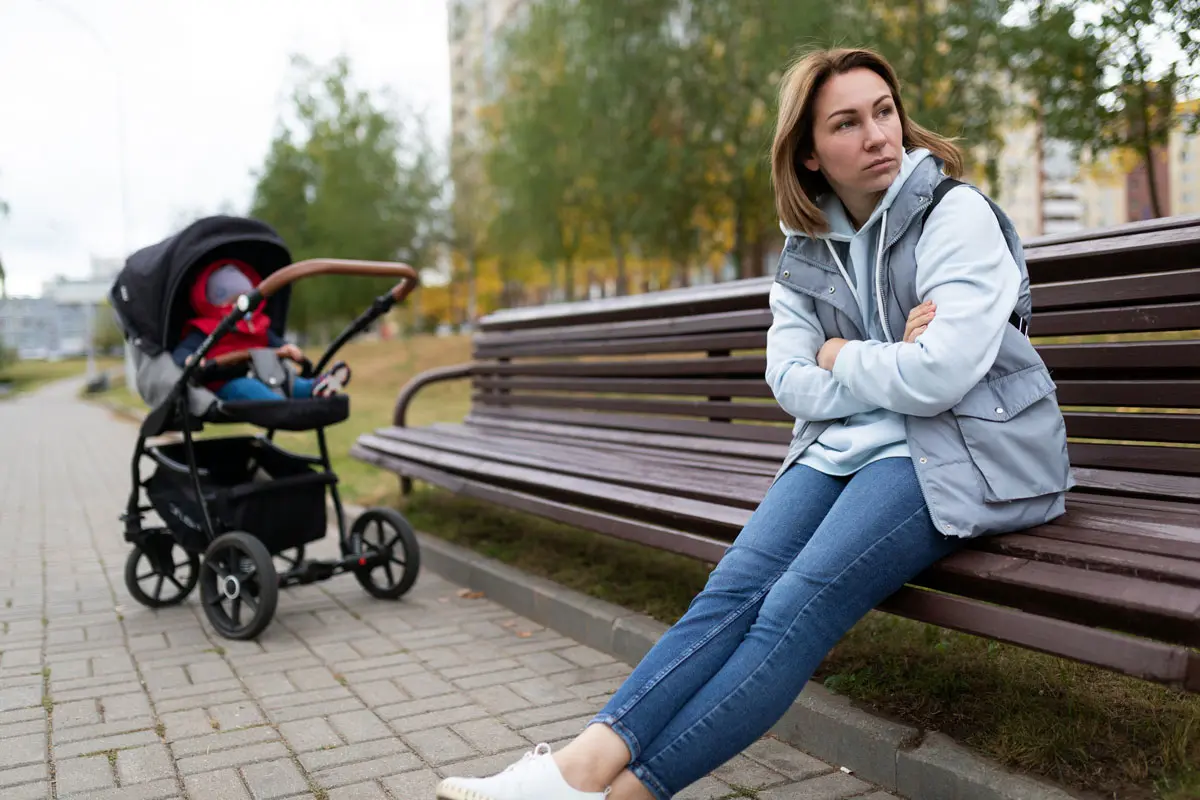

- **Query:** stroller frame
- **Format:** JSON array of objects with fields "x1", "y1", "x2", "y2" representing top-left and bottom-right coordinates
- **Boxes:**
[{"x1": 118, "y1": 254, "x2": 423, "y2": 639}]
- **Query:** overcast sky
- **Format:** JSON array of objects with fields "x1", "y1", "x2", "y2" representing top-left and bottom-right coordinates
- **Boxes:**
[{"x1": 0, "y1": 0, "x2": 451, "y2": 297}]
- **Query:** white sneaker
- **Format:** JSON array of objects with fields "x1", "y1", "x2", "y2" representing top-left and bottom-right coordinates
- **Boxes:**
[{"x1": 435, "y1": 743, "x2": 610, "y2": 800}]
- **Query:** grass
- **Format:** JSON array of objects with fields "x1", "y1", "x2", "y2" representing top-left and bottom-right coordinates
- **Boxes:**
[
  {"x1": 399, "y1": 487, "x2": 1200, "y2": 800},
  {"x1": 0, "y1": 355, "x2": 122, "y2": 397}
]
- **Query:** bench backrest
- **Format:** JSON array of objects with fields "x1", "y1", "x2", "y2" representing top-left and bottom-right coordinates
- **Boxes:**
[{"x1": 471, "y1": 216, "x2": 1200, "y2": 504}]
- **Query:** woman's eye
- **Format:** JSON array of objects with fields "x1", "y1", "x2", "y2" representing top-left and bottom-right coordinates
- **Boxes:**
[{"x1": 878, "y1": 106, "x2": 893, "y2": 117}]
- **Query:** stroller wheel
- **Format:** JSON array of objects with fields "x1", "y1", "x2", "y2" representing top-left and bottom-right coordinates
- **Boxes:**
[
  {"x1": 124, "y1": 533, "x2": 199, "y2": 608},
  {"x1": 199, "y1": 532, "x2": 278, "y2": 640},
  {"x1": 348, "y1": 508, "x2": 421, "y2": 600}
]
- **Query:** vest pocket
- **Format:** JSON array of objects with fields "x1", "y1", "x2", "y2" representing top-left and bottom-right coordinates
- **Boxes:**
[{"x1": 951, "y1": 365, "x2": 1072, "y2": 502}]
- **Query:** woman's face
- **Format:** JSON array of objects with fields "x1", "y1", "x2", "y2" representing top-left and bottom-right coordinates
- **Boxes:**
[{"x1": 802, "y1": 67, "x2": 904, "y2": 200}]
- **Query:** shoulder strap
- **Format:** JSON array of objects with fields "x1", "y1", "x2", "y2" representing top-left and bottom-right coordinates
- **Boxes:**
[
  {"x1": 919, "y1": 177, "x2": 1030, "y2": 337},
  {"x1": 921, "y1": 177, "x2": 964, "y2": 227}
]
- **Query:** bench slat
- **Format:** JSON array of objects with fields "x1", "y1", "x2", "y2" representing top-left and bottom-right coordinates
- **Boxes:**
[
  {"x1": 1034, "y1": 523, "x2": 1200, "y2": 562},
  {"x1": 479, "y1": 278, "x2": 774, "y2": 332},
  {"x1": 475, "y1": 356, "x2": 768, "y2": 378},
  {"x1": 1069, "y1": 466, "x2": 1200, "y2": 502},
  {"x1": 474, "y1": 376, "x2": 775, "y2": 398},
  {"x1": 1021, "y1": 226, "x2": 1200, "y2": 282},
  {"x1": 474, "y1": 330, "x2": 767, "y2": 359},
  {"x1": 1036, "y1": 340, "x2": 1200, "y2": 375},
  {"x1": 350, "y1": 443, "x2": 732, "y2": 562},
  {"x1": 1062, "y1": 411, "x2": 1200, "y2": 444},
  {"x1": 1068, "y1": 442, "x2": 1200, "y2": 476},
  {"x1": 465, "y1": 414, "x2": 791, "y2": 461},
  {"x1": 473, "y1": 308, "x2": 773, "y2": 347},
  {"x1": 472, "y1": 392, "x2": 793, "y2": 423},
  {"x1": 375, "y1": 426, "x2": 773, "y2": 501},
  {"x1": 1032, "y1": 301, "x2": 1200, "y2": 336},
  {"x1": 433, "y1": 423, "x2": 779, "y2": 476},
  {"x1": 920, "y1": 549, "x2": 1200, "y2": 647},
  {"x1": 470, "y1": 406, "x2": 794, "y2": 443},
  {"x1": 1031, "y1": 268, "x2": 1200, "y2": 310},
  {"x1": 356, "y1": 433, "x2": 754, "y2": 531},
  {"x1": 877, "y1": 589, "x2": 1200, "y2": 691},
  {"x1": 1054, "y1": 380, "x2": 1200, "y2": 409},
  {"x1": 975, "y1": 533, "x2": 1200, "y2": 586}
]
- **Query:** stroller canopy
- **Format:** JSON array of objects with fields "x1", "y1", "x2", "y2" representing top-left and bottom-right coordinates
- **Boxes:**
[{"x1": 110, "y1": 216, "x2": 293, "y2": 357}]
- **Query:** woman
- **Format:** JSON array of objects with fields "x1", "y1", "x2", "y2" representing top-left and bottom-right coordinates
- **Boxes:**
[{"x1": 435, "y1": 46, "x2": 1073, "y2": 800}]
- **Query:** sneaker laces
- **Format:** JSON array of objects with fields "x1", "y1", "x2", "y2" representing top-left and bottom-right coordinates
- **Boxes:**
[
  {"x1": 502, "y1": 742, "x2": 552, "y2": 774},
  {"x1": 500, "y1": 744, "x2": 612, "y2": 796}
]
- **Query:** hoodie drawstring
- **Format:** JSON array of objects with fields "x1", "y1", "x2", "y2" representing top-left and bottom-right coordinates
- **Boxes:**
[{"x1": 823, "y1": 208, "x2": 889, "y2": 340}]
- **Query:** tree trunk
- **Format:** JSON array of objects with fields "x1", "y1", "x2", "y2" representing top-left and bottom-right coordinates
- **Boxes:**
[
  {"x1": 612, "y1": 238, "x2": 628, "y2": 296},
  {"x1": 914, "y1": 0, "x2": 927, "y2": 113},
  {"x1": 675, "y1": 258, "x2": 690, "y2": 288},
  {"x1": 466, "y1": 250, "x2": 478, "y2": 324},
  {"x1": 733, "y1": 191, "x2": 747, "y2": 280},
  {"x1": 1137, "y1": 86, "x2": 1165, "y2": 219},
  {"x1": 749, "y1": 234, "x2": 766, "y2": 278}
]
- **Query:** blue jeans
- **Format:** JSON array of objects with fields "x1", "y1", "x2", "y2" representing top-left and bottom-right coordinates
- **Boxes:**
[
  {"x1": 216, "y1": 376, "x2": 315, "y2": 401},
  {"x1": 590, "y1": 457, "x2": 962, "y2": 799}
]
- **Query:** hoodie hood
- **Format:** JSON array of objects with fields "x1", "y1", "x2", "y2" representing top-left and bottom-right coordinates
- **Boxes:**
[{"x1": 781, "y1": 147, "x2": 934, "y2": 241}]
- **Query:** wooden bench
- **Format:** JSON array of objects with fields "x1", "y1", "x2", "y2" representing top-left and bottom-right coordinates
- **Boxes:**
[{"x1": 352, "y1": 214, "x2": 1200, "y2": 692}]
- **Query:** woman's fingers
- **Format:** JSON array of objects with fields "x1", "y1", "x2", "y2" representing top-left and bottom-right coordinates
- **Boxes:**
[{"x1": 907, "y1": 300, "x2": 935, "y2": 322}]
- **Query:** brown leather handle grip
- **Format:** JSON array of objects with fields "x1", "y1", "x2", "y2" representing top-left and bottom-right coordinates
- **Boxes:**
[{"x1": 256, "y1": 259, "x2": 419, "y2": 302}]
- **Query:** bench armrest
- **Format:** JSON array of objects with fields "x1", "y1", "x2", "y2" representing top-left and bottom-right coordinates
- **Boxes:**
[{"x1": 392, "y1": 363, "x2": 476, "y2": 427}]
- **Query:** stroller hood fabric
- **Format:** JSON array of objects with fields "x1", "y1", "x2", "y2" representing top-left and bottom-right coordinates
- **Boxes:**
[{"x1": 109, "y1": 216, "x2": 293, "y2": 357}]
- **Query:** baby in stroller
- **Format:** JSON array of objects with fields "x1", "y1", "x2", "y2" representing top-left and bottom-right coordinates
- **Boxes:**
[{"x1": 172, "y1": 259, "x2": 351, "y2": 401}]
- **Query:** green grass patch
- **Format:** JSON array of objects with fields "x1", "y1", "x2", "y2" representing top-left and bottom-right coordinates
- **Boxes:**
[
  {"x1": 399, "y1": 486, "x2": 1200, "y2": 800},
  {"x1": 1, "y1": 356, "x2": 122, "y2": 397}
]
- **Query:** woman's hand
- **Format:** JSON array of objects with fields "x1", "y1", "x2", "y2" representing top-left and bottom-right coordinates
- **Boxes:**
[
  {"x1": 904, "y1": 300, "x2": 936, "y2": 343},
  {"x1": 817, "y1": 338, "x2": 848, "y2": 371}
]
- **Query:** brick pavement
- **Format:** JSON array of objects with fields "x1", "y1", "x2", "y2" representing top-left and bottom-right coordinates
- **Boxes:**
[{"x1": 0, "y1": 378, "x2": 896, "y2": 799}]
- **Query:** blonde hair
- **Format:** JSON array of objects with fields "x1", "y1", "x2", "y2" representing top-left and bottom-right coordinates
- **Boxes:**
[{"x1": 771, "y1": 47, "x2": 964, "y2": 237}]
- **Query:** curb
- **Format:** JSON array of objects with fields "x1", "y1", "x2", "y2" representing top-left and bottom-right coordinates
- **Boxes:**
[{"x1": 352, "y1": 505, "x2": 1089, "y2": 800}]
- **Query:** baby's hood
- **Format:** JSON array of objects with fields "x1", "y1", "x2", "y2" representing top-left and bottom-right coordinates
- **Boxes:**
[{"x1": 188, "y1": 260, "x2": 262, "y2": 319}]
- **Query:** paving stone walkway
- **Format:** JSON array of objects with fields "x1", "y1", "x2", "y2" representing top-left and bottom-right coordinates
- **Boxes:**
[{"x1": 0, "y1": 378, "x2": 896, "y2": 799}]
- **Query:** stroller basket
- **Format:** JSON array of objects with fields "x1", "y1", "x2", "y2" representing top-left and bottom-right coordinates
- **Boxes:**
[{"x1": 145, "y1": 435, "x2": 332, "y2": 554}]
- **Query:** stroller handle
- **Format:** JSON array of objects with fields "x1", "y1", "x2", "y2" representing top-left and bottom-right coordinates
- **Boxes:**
[
  {"x1": 179, "y1": 258, "x2": 421, "y2": 389},
  {"x1": 257, "y1": 259, "x2": 419, "y2": 303}
]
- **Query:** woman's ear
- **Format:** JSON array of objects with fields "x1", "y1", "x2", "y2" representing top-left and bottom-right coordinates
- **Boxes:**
[{"x1": 802, "y1": 153, "x2": 820, "y2": 173}]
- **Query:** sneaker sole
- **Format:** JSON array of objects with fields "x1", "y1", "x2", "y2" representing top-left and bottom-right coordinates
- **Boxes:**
[{"x1": 435, "y1": 784, "x2": 493, "y2": 800}]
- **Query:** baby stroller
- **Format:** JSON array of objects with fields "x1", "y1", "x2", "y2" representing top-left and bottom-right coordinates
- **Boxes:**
[{"x1": 109, "y1": 215, "x2": 421, "y2": 640}]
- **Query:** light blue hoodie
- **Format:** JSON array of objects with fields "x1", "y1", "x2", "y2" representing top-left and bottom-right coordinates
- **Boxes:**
[{"x1": 767, "y1": 147, "x2": 1020, "y2": 476}]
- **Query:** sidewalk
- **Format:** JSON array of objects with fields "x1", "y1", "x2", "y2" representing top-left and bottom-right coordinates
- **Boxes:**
[{"x1": 0, "y1": 378, "x2": 894, "y2": 800}]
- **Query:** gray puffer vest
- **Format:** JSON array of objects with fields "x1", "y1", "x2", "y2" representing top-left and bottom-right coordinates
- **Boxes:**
[{"x1": 773, "y1": 158, "x2": 1075, "y2": 538}]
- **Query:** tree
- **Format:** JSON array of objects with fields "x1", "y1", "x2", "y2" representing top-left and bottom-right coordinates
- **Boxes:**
[
  {"x1": 486, "y1": 0, "x2": 592, "y2": 302},
  {"x1": 0, "y1": 190, "x2": 8, "y2": 299},
  {"x1": 91, "y1": 302, "x2": 126, "y2": 355},
  {"x1": 249, "y1": 55, "x2": 445, "y2": 336},
  {"x1": 1014, "y1": 0, "x2": 1200, "y2": 218},
  {"x1": 864, "y1": 0, "x2": 1020, "y2": 194},
  {"x1": 678, "y1": 0, "x2": 856, "y2": 279}
]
